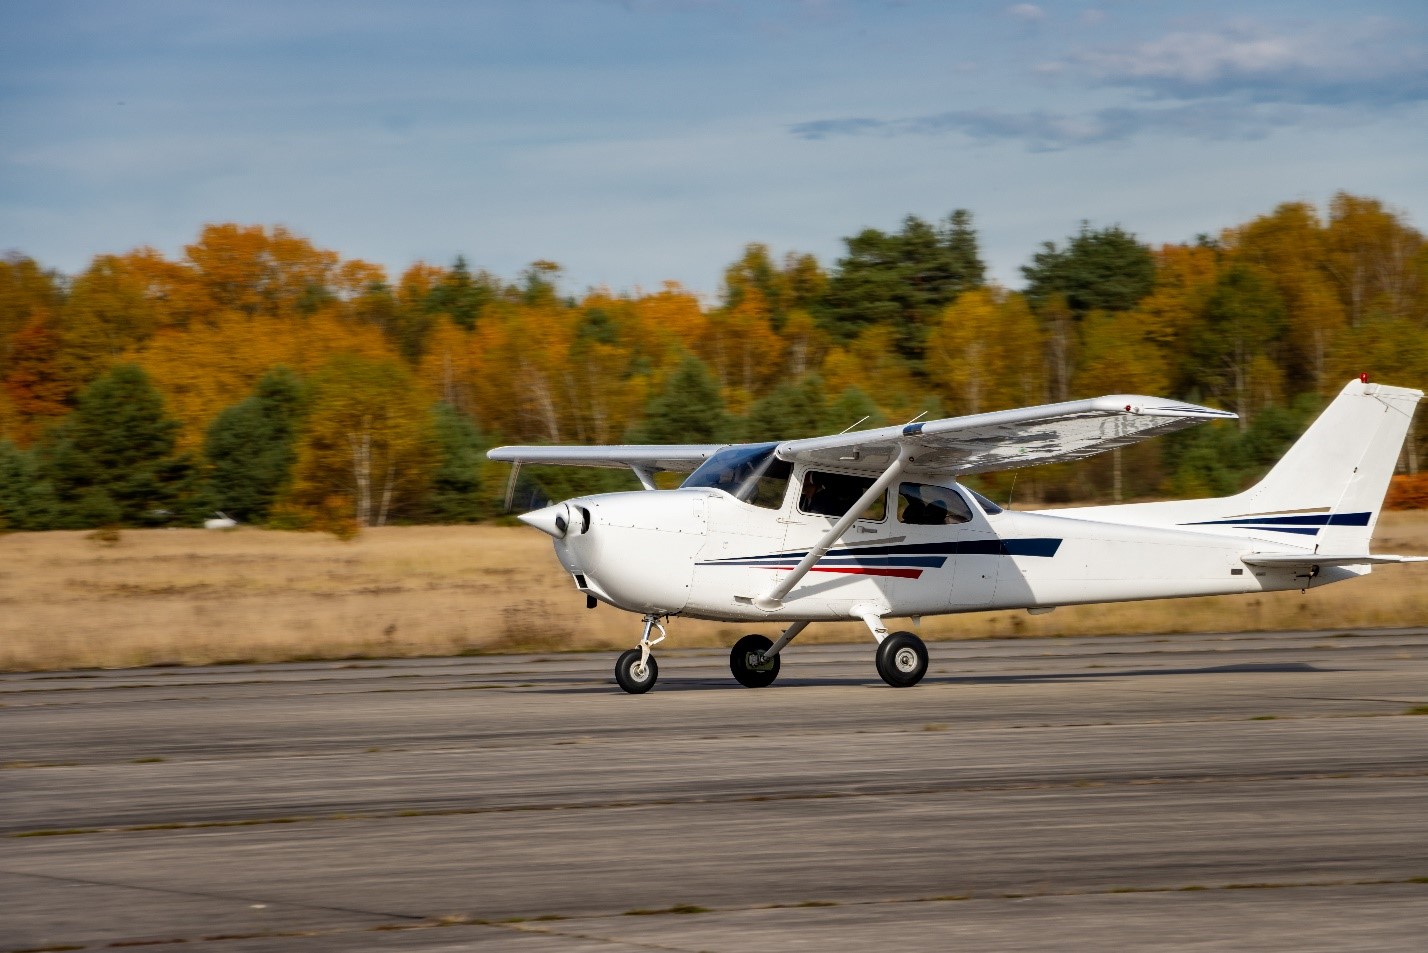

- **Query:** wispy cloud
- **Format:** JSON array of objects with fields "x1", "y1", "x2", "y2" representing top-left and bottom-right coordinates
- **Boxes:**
[
  {"x1": 1060, "y1": 20, "x2": 1428, "y2": 107},
  {"x1": 793, "y1": 17, "x2": 1428, "y2": 150},
  {"x1": 1007, "y1": 4, "x2": 1045, "y2": 24},
  {"x1": 791, "y1": 101, "x2": 1310, "y2": 151}
]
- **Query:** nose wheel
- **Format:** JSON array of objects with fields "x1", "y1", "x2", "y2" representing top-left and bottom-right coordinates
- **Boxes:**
[
  {"x1": 615, "y1": 614, "x2": 666, "y2": 694},
  {"x1": 875, "y1": 631, "x2": 928, "y2": 687},
  {"x1": 614, "y1": 649, "x2": 659, "y2": 694}
]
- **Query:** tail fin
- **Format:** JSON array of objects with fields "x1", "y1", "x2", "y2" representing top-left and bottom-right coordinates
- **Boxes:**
[
  {"x1": 1205, "y1": 379, "x2": 1422, "y2": 551},
  {"x1": 1059, "y1": 379, "x2": 1422, "y2": 550}
]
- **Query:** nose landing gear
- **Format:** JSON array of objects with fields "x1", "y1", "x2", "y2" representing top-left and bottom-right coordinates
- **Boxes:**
[{"x1": 614, "y1": 615, "x2": 666, "y2": 694}]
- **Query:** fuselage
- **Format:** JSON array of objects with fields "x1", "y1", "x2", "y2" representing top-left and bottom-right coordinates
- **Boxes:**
[{"x1": 542, "y1": 468, "x2": 1354, "y2": 624}]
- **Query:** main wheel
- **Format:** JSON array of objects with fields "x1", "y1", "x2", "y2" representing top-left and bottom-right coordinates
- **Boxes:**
[
  {"x1": 730, "y1": 634, "x2": 780, "y2": 688},
  {"x1": 875, "y1": 631, "x2": 928, "y2": 688},
  {"x1": 614, "y1": 649, "x2": 659, "y2": 694}
]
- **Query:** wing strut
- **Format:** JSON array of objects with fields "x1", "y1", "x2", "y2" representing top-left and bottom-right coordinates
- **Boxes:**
[
  {"x1": 503, "y1": 462, "x2": 522, "y2": 513},
  {"x1": 754, "y1": 445, "x2": 909, "y2": 611}
]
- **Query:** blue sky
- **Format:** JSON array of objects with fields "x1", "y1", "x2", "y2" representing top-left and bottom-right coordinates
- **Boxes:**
[{"x1": 3, "y1": 0, "x2": 1426, "y2": 297}]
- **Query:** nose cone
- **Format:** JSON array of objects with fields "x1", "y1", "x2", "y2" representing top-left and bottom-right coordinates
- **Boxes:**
[{"x1": 518, "y1": 502, "x2": 570, "y2": 539}]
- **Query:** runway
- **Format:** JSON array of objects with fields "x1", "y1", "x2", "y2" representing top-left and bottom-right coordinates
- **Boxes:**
[{"x1": 4, "y1": 629, "x2": 1427, "y2": 951}]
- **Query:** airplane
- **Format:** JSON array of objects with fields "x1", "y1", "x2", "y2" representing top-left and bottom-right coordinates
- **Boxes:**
[{"x1": 489, "y1": 376, "x2": 1424, "y2": 693}]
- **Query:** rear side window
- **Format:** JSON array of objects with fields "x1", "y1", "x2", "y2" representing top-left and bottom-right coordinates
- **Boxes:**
[
  {"x1": 898, "y1": 483, "x2": 973, "y2": 525},
  {"x1": 798, "y1": 470, "x2": 886, "y2": 521}
]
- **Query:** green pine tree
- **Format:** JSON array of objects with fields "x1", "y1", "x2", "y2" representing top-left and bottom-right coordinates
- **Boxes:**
[
  {"x1": 424, "y1": 402, "x2": 486, "y2": 523},
  {"x1": 1021, "y1": 223, "x2": 1155, "y2": 316},
  {"x1": 742, "y1": 374, "x2": 829, "y2": 442},
  {"x1": 0, "y1": 438, "x2": 57, "y2": 530},
  {"x1": 39, "y1": 364, "x2": 205, "y2": 527},
  {"x1": 631, "y1": 355, "x2": 729, "y2": 444},
  {"x1": 204, "y1": 366, "x2": 307, "y2": 524}
]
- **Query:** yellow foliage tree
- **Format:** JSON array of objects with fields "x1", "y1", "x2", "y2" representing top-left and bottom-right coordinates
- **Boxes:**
[
  {"x1": 819, "y1": 325, "x2": 926, "y2": 424},
  {"x1": 286, "y1": 355, "x2": 436, "y2": 527},
  {"x1": 134, "y1": 311, "x2": 396, "y2": 449},
  {"x1": 925, "y1": 287, "x2": 1045, "y2": 416},
  {"x1": 699, "y1": 288, "x2": 784, "y2": 415}
]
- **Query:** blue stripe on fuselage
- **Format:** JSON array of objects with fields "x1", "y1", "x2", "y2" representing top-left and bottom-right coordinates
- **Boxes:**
[{"x1": 697, "y1": 538, "x2": 1062, "y2": 567}]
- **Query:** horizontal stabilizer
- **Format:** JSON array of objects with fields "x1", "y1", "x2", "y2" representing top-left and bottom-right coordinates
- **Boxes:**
[{"x1": 1240, "y1": 553, "x2": 1428, "y2": 568}]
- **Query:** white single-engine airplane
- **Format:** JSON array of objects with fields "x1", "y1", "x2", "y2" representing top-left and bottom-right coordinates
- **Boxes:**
[{"x1": 490, "y1": 377, "x2": 1424, "y2": 693}]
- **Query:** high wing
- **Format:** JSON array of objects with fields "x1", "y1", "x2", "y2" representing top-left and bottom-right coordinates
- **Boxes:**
[
  {"x1": 486, "y1": 444, "x2": 724, "y2": 473},
  {"x1": 777, "y1": 395, "x2": 1236, "y2": 475},
  {"x1": 485, "y1": 395, "x2": 1235, "y2": 482}
]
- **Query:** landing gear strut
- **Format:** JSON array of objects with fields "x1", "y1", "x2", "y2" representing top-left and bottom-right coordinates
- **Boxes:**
[{"x1": 615, "y1": 615, "x2": 665, "y2": 694}]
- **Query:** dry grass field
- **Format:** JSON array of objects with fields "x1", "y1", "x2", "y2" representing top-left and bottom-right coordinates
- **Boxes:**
[{"x1": 3, "y1": 513, "x2": 1427, "y2": 672}]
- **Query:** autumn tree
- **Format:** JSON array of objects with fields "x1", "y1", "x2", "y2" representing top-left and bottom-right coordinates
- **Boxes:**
[
  {"x1": 203, "y1": 366, "x2": 308, "y2": 523},
  {"x1": 1324, "y1": 192, "x2": 1425, "y2": 326},
  {"x1": 285, "y1": 356, "x2": 436, "y2": 527},
  {"x1": 925, "y1": 287, "x2": 1045, "y2": 416}
]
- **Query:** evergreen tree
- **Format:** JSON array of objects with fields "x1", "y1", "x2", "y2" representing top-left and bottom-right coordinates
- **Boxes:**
[
  {"x1": 424, "y1": 402, "x2": 485, "y2": 523},
  {"x1": 742, "y1": 374, "x2": 829, "y2": 442},
  {"x1": 1021, "y1": 223, "x2": 1155, "y2": 315},
  {"x1": 425, "y1": 256, "x2": 497, "y2": 330},
  {"x1": 631, "y1": 355, "x2": 729, "y2": 444},
  {"x1": 204, "y1": 366, "x2": 307, "y2": 523},
  {"x1": 0, "y1": 438, "x2": 56, "y2": 530},
  {"x1": 820, "y1": 210, "x2": 986, "y2": 359},
  {"x1": 38, "y1": 364, "x2": 205, "y2": 527},
  {"x1": 823, "y1": 387, "x2": 885, "y2": 434}
]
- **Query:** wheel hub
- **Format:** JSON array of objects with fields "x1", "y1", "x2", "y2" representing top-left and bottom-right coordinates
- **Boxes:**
[{"x1": 894, "y1": 647, "x2": 918, "y2": 672}]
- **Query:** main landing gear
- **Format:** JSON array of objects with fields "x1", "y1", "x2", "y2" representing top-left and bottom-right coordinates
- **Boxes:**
[
  {"x1": 875, "y1": 631, "x2": 929, "y2": 688},
  {"x1": 730, "y1": 634, "x2": 780, "y2": 687},
  {"x1": 613, "y1": 616, "x2": 929, "y2": 692}
]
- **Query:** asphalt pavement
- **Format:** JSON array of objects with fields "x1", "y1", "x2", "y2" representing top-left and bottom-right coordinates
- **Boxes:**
[{"x1": 3, "y1": 628, "x2": 1427, "y2": 951}]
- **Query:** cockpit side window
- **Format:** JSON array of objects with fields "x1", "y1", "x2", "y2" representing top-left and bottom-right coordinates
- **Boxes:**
[
  {"x1": 799, "y1": 470, "x2": 887, "y2": 521},
  {"x1": 681, "y1": 443, "x2": 790, "y2": 509},
  {"x1": 967, "y1": 487, "x2": 1004, "y2": 515},
  {"x1": 897, "y1": 483, "x2": 974, "y2": 525}
]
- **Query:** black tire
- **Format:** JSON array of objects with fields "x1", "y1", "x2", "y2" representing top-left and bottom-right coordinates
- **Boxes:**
[
  {"x1": 730, "y1": 634, "x2": 780, "y2": 688},
  {"x1": 875, "y1": 631, "x2": 928, "y2": 687},
  {"x1": 614, "y1": 648, "x2": 659, "y2": 694}
]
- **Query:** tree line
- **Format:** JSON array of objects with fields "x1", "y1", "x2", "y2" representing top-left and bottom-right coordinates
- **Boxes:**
[{"x1": 1, "y1": 192, "x2": 1425, "y2": 531}]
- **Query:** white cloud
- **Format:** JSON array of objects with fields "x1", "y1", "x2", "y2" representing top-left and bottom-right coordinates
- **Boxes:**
[
  {"x1": 1063, "y1": 20, "x2": 1428, "y2": 106},
  {"x1": 1007, "y1": 4, "x2": 1045, "y2": 24}
]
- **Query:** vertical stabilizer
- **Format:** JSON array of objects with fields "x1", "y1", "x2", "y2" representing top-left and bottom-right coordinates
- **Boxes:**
[
  {"x1": 1208, "y1": 380, "x2": 1421, "y2": 551},
  {"x1": 1056, "y1": 379, "x2": 1422, "y2": 552}
]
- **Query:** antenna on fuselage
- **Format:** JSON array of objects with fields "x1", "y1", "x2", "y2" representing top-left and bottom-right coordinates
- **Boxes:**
[
  {"x1": 903, "y1": 411, "x2": 928, "y2": 425},
  {"x1": 1005, "y1": 473, "x2": 1017, "y2": 510},
  {"x1": 837, "y1": 416, "x2": 870, "y2": 435}
]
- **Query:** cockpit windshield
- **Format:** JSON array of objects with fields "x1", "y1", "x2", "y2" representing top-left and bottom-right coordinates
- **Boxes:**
[{"x1": 682, "y1": 443, "x2": 792, "y2": 509}]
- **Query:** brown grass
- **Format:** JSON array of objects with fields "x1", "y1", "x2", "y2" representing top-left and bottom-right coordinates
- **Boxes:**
[{"x1": 2, "y1": 513, "x2": 1427, "y2": 672}]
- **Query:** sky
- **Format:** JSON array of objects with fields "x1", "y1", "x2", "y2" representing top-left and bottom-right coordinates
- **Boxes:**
[{"x1": 3, "y1": 0, "x2": 1427, "y2": 299}]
